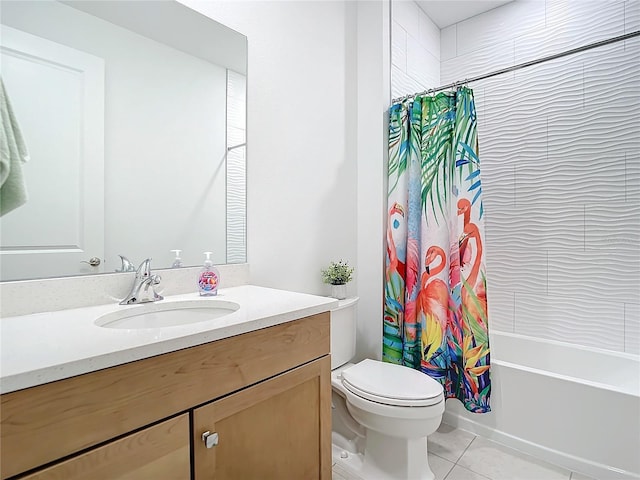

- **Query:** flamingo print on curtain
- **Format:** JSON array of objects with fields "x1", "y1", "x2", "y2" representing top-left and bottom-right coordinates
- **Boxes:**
[{"x1": 384, "y1": 87, "x2": 491, "y2": 413}]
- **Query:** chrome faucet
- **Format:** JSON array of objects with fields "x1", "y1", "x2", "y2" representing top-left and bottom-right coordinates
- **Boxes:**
[
  {"x1": 119, "y1": 258, "x2": 163, "y2": 305},
  {"x1": 115, "y1": 255, "x2": 136, "y2": 273}
]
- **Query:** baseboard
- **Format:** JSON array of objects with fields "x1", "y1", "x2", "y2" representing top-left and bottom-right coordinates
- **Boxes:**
[{"x1": 442, "y1": 411, "x2": 640, "y2": 480}]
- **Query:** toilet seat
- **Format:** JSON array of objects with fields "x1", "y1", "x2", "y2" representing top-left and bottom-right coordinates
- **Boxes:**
[{"x1": 341, "y1": 359, "x2": 444, "y2": 407}]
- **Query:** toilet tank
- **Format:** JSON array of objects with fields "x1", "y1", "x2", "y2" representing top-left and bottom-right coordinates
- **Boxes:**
[{"x1": 330, "y1": 297, "x2": 359, "y2": 369}]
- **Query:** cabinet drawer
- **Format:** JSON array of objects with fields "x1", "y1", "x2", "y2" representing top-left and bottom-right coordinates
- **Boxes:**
[{"x1": 20, "y1": 414, "x2": 190, "y2": 480}]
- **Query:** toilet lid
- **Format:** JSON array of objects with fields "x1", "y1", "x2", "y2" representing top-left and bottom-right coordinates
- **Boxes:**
[{"x1": 341, "y1": 359, "x2": 444, "y2": 407}]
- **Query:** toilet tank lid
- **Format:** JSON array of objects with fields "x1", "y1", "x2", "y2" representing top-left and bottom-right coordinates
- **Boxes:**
[
  {"x1": 342, "y1": 359, "x2": 443, "y2": 402},
  {"x1": 331, "y1": 297, "x2": 359, "y2": 311}
]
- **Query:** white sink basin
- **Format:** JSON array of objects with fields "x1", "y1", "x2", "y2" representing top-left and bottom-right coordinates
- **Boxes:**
[{"x1": 95, "y1": 299, "x2": 240, "y2": 329}]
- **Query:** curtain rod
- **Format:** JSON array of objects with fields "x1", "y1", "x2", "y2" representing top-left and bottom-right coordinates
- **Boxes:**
[
  {"x1": 392, "y1": 30, "x2": 640, "y2": 104},
  {"x1": 227, "y1": 142, "x2": 246, "y2": 152}
]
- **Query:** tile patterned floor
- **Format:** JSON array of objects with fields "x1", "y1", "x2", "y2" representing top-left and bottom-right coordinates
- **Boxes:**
[{"x1": 332, "y1": 424, "x2": 599, "y2": 480}]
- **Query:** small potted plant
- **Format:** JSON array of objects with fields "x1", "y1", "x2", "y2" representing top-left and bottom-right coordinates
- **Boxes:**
[{"x1": 321, "y1": 260, "x2": 354, "y2": 300}]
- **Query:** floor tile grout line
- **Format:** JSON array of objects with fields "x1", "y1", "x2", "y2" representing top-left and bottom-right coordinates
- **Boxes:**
[
  {"x1": 451, "y1": 436, "x2": 501, "y2": 480},
  {"x1": 443, "y1": 462, "x2": 493, "y2": 480},
  {"x1": 454, "y1": 434, "x2": 477, "y2": 464},
  {"x1": 442, "y1": 464, "x2": 454, "y2": 480},
  {"x1": 428, "y1": 449, "x2": 458, "y2": 464}
]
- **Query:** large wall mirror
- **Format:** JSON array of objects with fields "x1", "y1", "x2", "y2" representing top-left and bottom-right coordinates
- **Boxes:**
[{"x1": 0, "y1": 0, "x2": 247, "y2": 281}]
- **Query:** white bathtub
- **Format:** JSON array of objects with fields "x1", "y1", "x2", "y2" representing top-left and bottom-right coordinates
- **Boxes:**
[{"x1": 443, "y1": 331, "x2": 640, "y2": 480}]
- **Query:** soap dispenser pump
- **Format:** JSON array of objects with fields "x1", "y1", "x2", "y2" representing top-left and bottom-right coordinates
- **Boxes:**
[
  {"x1": 170, "y1": 249, "x2": 183, "y2": 268},
  {"x1": 198, "y1": 251, "x2": 220, "y2": 296}
]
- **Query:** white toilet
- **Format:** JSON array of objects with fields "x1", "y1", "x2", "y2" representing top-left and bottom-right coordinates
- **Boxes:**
[{"x1": 331, "y1": 297, "x2": 445, "y2": 480}]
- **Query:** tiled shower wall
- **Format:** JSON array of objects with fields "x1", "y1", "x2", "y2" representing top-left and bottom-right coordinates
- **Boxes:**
[
  {"x1": 226, "y1": 70, "x2": 247, "y2": 264},
  {"x1": 391, "y1": 1, "x2": 440, "y2": 98},
  {"x1": 391, "y1": 0, "x2": 640, "y2": 354},
  {"x1": 439, "y1": 0, "x2": 640, "y2": 354}
]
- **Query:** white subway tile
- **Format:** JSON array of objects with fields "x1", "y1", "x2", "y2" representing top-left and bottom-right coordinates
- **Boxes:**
[
  {"x1": 227, "y1": 101, "x2": 246, "y2": 130},
  {"x1": 392, "y1": 21, "x2": 408, "y2": 71},
  {"x1": 227, "y1": 126, "x2": 245, "y2": 146},
  {"x1": 540, "y1": 111, "x2": 628, "y2": 204},
  {"x1": 514, "y1": 293, "x2": 625, "y2": 352},
  {"x1": 469, "y1": 70, "x2": 514, "y2": 93},
  {"x1": 626, "y1": 0, "x2": 640, "y2": 33},
  {"x1": 480, "y1": 113, "x2": 547, "y2": 175},
  {"x1": 627, "y1": 153, "x2": 640, "y2": 202},
  {"x1": 485, "y1": 248, "x2": 548, "y2": 295},
  {"x1": 419, "y1": 9, "x2": 440, "y2": 60},
  {"x1": 407, "y1": 34, "x2": 440, "y2": 89},
  {"x1": 548, "y1": 249, "x2": 640, "y2": 300},
  {"x1": 515, "y1": 1, "x2": 625, "y2": 64},
  {"x1": 486, "y1": 290, "x2": 515, "y2": 333},
  {"x1": 456, "y1": 0, "x2": 545, "y2": 56},
  {"x1": 517, "y1": 152, "x2": 626, "y2": 206},
  {"x1": 582, "y1": 61, "x2": 640, "y2": 192},
  {"x1": 481, "y1": 163, "x2": 515, "y2": 212},
  {"x1": 391, "y1": 65, "x2": 426, "y2": 99},
  {"x1": 625, "y1": 34, "x2": 640, "y2": 58},
  {"x1": 392, "y1": 0, "x2": 420, "y2": 40},
  {"x1": 546, "y1": 0, "x2": 625, "y2": 25},
  {"x1": 625, "y1": 302, "x2": 640, "y2": 354},
  {"x1": 585, "y1": 203, "x2": 640, "y2": 250},
  {"x1": 226, "y1": 71, "x2": 246, "y2": 99},
  {"x1": 512, "y1": 53, "x2": 584, "y2": 116},
  {"x1": 441, "y1": 38, "x2": 514, "y2": 85},
  {"x1": 440, "y1": 24, "x2": 457, "y2": 62},
  {"x1": 485, "y1": 203, "x2": 584, "y2": 251}
]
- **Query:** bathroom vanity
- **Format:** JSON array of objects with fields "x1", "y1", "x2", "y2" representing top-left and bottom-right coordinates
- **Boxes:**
[{"x1": 0, "y1": 286, "x2": 335, "y2": 479}]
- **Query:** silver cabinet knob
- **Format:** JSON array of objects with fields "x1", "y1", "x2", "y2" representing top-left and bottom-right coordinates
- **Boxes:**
[
  {"x1": 202, "y1": 431, "x2": 219, "y2": 449},
  {"x1": 81, "y1": 257, "x2": 101, "y2": 266}
]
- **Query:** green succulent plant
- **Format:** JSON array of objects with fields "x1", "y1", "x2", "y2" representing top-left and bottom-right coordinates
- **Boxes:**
[{"x1": 321, "y1": 260, "x2": 354, "y2": 285}]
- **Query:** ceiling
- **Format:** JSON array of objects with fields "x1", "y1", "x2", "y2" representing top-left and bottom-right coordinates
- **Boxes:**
[{"x1": 414, "y1": 0, "x2": 514, "y2": 28}]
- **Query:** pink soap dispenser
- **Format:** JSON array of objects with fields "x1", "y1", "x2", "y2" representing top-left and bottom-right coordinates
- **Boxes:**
[{"x1": 198, "y1": 252, "x2": 220, "y2": 296}]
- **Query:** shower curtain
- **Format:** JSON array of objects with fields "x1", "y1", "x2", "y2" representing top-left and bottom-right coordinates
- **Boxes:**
[{"x1": 384, "y1": 87, "x2": 491, "y2": 413}]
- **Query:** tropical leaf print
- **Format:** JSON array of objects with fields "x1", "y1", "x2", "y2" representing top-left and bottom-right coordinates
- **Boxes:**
[
  {"x1": 418, "y1": 94, "x2": 455, "y2": 225},
  {"x1": 384, "y1": 87, "x2": 491, "y2": 413},
  {"x1": 388, "y1": 103, "x2": 409, "y2": 195}
]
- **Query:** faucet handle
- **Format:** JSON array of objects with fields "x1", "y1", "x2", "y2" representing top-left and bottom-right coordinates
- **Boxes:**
[
  {"x1": 136, "y1": 258, "x2": 152, "y2": 277},
  {"x1": 116, "y1": 255, "x2": 136, "y2": 273}
]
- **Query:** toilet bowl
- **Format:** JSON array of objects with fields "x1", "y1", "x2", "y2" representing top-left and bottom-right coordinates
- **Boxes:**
[{"x1": 330, "y1": 298, "x2": 445, "y2": 480}]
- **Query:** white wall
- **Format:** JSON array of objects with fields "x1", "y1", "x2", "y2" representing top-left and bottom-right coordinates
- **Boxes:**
[
  {"x1": 355, "y1": 1, "x2": 390, "y2": 361},
  {"x1": 391, "y1": 0, "x2": 440, "y2": 98},
  {"x1": 440, "y1": 0, "x2": 640, "y2": 354},
  {"x1": 180, "y1": 0, "x2": 390, "y2": 361},
  {"x1": 179, "y1": 1, "x2": 358, "y2": 294}
]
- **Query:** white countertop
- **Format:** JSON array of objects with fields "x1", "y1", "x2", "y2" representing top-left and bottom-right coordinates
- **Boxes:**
[{"x1": 0, "y1": 285, "x2": 338, "y2": 394}]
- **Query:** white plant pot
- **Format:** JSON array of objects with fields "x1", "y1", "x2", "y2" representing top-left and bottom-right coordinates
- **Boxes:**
[{"x1": 331, "y1": 284, "x2": 347, "y2": 300}]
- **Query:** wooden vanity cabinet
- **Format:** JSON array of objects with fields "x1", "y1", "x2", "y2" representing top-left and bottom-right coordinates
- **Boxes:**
[
  {"x1": 0, "y1": 313, "x2": 331, "y2": 480},
  {"x1": 19, "y1": 415, "x2": 190, "y2": 480},
  {"x1": 193, "y1": 357, "x2": 331, "y2": 480}
]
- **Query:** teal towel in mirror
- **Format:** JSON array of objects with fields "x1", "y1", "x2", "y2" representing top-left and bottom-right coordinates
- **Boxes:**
[{"x1": 0, "y1": 77, "x2": 30, "y2": 217}]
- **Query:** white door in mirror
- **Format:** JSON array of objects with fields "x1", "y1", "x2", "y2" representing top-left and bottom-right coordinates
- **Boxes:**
[{"x1": 0, "y1": 26, "x2": 105, "y2": 280}]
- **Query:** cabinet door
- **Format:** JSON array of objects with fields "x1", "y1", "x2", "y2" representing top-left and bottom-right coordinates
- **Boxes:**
[
  {"x1": 21, "y1": 414, "x2": 190, "y2": 480},
  {"x1": 193, "y1": 356, "x2": 331, "y2": 480}
]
